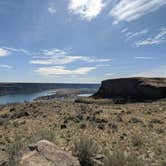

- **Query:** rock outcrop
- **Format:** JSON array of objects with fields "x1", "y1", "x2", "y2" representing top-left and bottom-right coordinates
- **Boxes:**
[
  {"x1": 93, "y1": 77, "x2": 166, "y2": 102},
  {"x1": 19, "y1": 140, "x2": 80, "y2": 166}
]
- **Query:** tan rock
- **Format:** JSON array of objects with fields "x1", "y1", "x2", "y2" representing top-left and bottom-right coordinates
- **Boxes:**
[{"x1": 20, "y1": 140, "x2": 80, "y2": 166}]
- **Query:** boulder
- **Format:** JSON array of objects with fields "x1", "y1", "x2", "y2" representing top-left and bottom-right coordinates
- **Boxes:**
[
  {"x1": 93, "y1": 77, "x2": 166, "y2": 102},
  {"x1": 19, "y1": 140, "x2": 80, "y2": 166}
]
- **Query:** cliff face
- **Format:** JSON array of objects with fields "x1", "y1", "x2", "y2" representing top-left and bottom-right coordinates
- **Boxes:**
[{"x1": 93, "y1": 77, "x2": 166, "y2": 102}]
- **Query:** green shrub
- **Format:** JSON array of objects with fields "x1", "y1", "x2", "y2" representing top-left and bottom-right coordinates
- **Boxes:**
[{"x1": 73, "y1": 137, "x2": 99, "y2": 166}]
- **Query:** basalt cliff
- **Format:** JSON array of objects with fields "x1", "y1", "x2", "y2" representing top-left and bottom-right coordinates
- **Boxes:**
[{"x1": 93, "y1": 77, "x2": 166, "y2": 102}]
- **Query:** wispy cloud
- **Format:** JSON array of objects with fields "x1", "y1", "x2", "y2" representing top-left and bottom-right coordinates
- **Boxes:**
[
  {"x1": 0, "y1": 64, "x2": 13, "y2": 69},
  {"x1": 105, "y1": 73, "x2": 115, "y2": 76},
  {"x1": 0, "y1": 48, "x2": 10, "y2": 57},
  {"x1": 133, "y1": 65, "x2": 166, "y2": 77},
  {"x1": 96, "y1": 64, "x2": 111, "y2": 67},
  {"x1": 110, "y1": 0, "x2": 166, "y2": 24},
  {"x1": 121, "y1": 28, "x2": 128, "y2": 33},
  {"x1": 0, "y1": 46, "x2": 111, "y2": 78},
  {"x1": 35, "y1": 66, "x2": 96, "y2": 76},
  {"x1": 30, "y1": 49, "x2": 111, "y2": 65},
  {"x1": 134, "y1": 56, "x2": 155, "y2": 60},
  {"x1": 135, "y1": 28, "x2": 166, "y2": 47},
  {"x1": 68, "y1": 0, "x2": 106, "y2": 21},
  {"x1": 48, "y1": 4, "x2": 56, "y2": 15},
  {"x1": 2, "y1": 46, "x2": 31, "y2": 55},
  {"x1": 126, "y1": 29, "x2": 148, "y2": 39}
]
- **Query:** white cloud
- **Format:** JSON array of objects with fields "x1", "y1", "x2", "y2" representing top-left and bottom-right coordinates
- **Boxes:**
[
  {"x1": 126, "y1": 29, "x2": 148, "y2": 39},
  {"x1": 30, "y1": 55, "x2": 86, "y2": 65},
  {"x1": 2, "y1": 47, "x2": 31, "y2": 55},
  {"x1": 135, "y1": 28, "x2": 166, "y2": 47},
  {"x1": 0, "y1": 48, "x2": 10, "y2": 57},
  {"x1": 133, "y1": 65, "x2": 166, "y2": 77},
  {"x1": 0, "y1": 46, "x2": 31, "y2": 57},
  {"x1": 48, "y1": 5, "x2": 56, "y2": 15},
  {"x1": 105, "y1": 73, "x2": 115, "y2": 76},
  {"x1": 134, "y1": 56, "x2": 155, "y2": 60},
  {"x1": 121, "y1": 28, "x2": 128, "y2": 33},
  {"x1": 96, "y1": 64, "x2": 111, "y2": 67},
  {"x1": 30, "y1": 49, "x2": 111, "y2": 65},
  {"x1": 35, "y1": 66, "x2": 96, "y2": 76},
  {"x1": 68, "y1": 0, "x2": 106, "y2": 21},
  {"x1": 110, "y1": 0, "x2": 166, "y2": 24},
  {"x1": 0, "y1": 64, "x2": 13, "y2": 69}
]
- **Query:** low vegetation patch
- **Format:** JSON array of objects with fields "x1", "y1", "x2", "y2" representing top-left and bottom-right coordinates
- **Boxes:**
[
  {"x1": 73, "y1": 137, "x2": 99, "y2": 166},
  {"x1": 6, "y1": 135, "x2": 25, "y2": 166},
  {"x1": 103, "y1": 149, "x2": 148, "y2": 166},
  {"x1": 131, "y1": 133, "x2": 144, "y2": 147}
]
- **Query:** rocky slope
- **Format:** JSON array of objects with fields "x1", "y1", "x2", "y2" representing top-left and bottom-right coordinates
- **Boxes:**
[{"x1": 93, "y1": 77, "x2": 166, "y2": 102}]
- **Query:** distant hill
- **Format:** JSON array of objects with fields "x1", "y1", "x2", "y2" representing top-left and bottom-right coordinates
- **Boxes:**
[
  {"x1": 93, "y1": 77, "x2": 166, "y2": 102},
  {"x1": 0, "y1": 83, "x2": 99, "y2": 96}
]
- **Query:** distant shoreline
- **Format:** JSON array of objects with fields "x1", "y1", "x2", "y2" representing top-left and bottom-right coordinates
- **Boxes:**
[
  {"x1": 0, "y1": 88, "x2": 97, "y2": 105},
  {"x1": 0, "y1": 83, "x2": 99, "y2": 96},
  {"x1": 35, "y1": 88, "x2": 95, "y2": 101}
]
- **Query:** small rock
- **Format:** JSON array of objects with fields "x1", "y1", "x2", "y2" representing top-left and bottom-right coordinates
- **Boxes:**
[
  {"x1": 80, "y1": 123, "x2": 86, "y2": 129},
  {"x1": 149, "y1": 119, "x2": 163, "y2": 124},
  {"x1": 129, "y1": 117, "x2": 143, "y2": 124},
  {"x1": 9, "y1": 108, "x2": 15, "y2": 112},
  {"x1": 98, "y1": 123, "x2": 105, "y2": 130},
  {"x1": 60, "y1": 124, "x2": 67, "y2": 129}
]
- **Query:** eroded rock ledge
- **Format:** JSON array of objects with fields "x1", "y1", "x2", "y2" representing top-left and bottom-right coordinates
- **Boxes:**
[{"x1": 93, "y1": 77, "x2": 166, "y2": 102}]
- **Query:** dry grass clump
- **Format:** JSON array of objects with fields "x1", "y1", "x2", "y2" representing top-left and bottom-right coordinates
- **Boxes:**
[
  {"x1": 29, "y1": 128, "x2": 56, "y2": 143},
  {"x1": 6, "y1": 135, "x2": 25, "y2": 166},
  {"x1": 102, "y1": 149, "x2": 148, "y2": 166},
  {"x1": 0, "y1": 117, "x2": 8, "y2": 125},
  {"x1": 73, "y1": 137, "x2": 149, "y2": 166},
  {"x1": 131, "y1": 133, "x2": 144, "y2": 147},
  {"x1": 73, "y1": 137, "x2": 99, "y2": 166}
]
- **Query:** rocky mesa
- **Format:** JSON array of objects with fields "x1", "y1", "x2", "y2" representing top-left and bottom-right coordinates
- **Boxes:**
[{"x1": 93, "y1": 77, "x2": 166, "y2": 102}]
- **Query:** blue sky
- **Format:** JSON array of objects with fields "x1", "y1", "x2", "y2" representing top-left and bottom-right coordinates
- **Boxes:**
[{"x1": 0, "y1": 0, "x2": 166, "y2": 83}]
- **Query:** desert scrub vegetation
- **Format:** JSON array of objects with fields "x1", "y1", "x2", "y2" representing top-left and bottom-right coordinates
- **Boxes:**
[
  {"x1": 0, "y1": 117, "x2": 8, "y2": 125},
  {"x1": 75, "y1": 97, "x2": 113, "y2": 105},
  {"x1": 73, "y1": 137, "x2": 100, "y2": 166},
  {"x1": 29, "y1": 128, "x2": 56, "y2": 143},
  {"x1": 73, "y1": 137, "x2": 151, "y2": 166},
  {"x1": 131, "y1": 133, "x2": 144, "y2": 147},
  {"x1": 6, "y1": 135, "x2": 25, "y2": 166},
  {"x1": 102, "y1": 149, "x2": 149, "y2": 166}
]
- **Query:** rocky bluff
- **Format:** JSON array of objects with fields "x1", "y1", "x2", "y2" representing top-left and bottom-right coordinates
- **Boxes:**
[{"x1": 94, "y1": 77, "x2": 166, "y2": 102}]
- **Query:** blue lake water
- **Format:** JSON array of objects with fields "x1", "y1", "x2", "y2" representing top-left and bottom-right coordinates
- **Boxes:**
[{"x1": 0, "y1": 90, "x2": 55, "y2": 105}]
